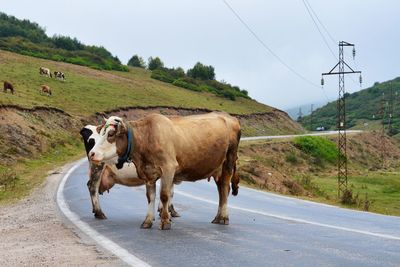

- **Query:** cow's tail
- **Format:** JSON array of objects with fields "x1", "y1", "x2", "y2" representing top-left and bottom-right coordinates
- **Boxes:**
[
  {"x1": 230, "y1": 128, "x2": 241, "y2": 196},
  {"x1": 231, "y1": 161, "x2": 239, "y2": 196}
]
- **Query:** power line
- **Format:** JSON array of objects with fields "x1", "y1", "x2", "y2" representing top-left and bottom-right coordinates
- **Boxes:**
[
  {"x1": 222, "y1": 0, "x2": 329, "y2": 101},
  {"x1": 304, "y1": 0, "x2": 336, "y2": 44},
  {"x1": 303, "y1": 0, "x2": 360, "y2": 87},
  {"x1": 302, "y1": 0, "x2": 336, "y2": 60}
]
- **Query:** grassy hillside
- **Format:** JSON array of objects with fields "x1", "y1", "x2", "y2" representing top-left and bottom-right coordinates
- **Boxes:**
[
  {"x1": 0, "y1": 50, "x2": 300, "y2": 204},
  {"x1": 301, "y1": 77, "x2": 400, "y2": 134},
  {"x1": 239, "y1": 133, "x2": 400, "y2": 215},
  {"x1": 0, "y1": 50, "x2": 272, "y2": 115}
]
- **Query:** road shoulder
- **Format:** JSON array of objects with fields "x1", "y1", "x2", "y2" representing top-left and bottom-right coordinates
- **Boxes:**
[{"x1": 0, "y1": 159, "x2": 125, "y2": 266}]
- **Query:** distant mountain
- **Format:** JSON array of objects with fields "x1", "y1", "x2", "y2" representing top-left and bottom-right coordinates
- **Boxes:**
[
  {"x1": 301, "y1": 77, "x2": 400, "y2": 134},
  {"x1": 285, "y1": 101, "x2": 328, "y2": 121}
]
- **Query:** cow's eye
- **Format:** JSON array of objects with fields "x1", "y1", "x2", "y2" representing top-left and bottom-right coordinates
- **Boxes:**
[{"x1": 108, "y1": 129, "x2": 116, "y2": 137}]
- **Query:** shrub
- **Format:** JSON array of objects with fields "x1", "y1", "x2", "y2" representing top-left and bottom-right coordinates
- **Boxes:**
[
  {"x1": 294, "y1": 136, "x2": 339, "y2": 164},
  {"x1": 151, "y1": 69, "x2": 175, "y2": 83},
  {"x1": 172, "y1": 79, "x2": 200, "y2": 92},
  {"x1": 128, "y1": 54, "x2": 146, "y2": 68},
  {"x1": 187, "y1": 62, "x2": 215, "y2": 80},
  {"x1": 148, "y1": 56, "x2": 164, "y2": 70},
  {"x1": 285, "y1": 151, "x2": 298, "y2": 164}
]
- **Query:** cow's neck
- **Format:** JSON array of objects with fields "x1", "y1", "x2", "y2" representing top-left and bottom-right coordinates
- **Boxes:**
[{"x1": 116, "y1": 126, "x2": 133, "y2": 169}]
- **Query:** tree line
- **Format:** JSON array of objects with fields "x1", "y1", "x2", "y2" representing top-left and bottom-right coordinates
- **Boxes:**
[
  {"x1": 0, "y1": 12, "x2": 127, "y2": 71},
  {"x1": 127, "y1": 54, "x2": 249, "y2": 101}
]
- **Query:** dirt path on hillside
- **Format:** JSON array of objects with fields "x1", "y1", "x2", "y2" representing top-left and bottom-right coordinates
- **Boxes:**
[{"x1": 0, "y1": 161, "x2": 125, "y2": 267}]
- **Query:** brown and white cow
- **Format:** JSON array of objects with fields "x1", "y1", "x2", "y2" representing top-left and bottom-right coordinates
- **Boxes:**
[
  {"x1": 40, "y1": 85, "x2": 52, "y2": 96},
  {"x1": 89, "y1": 112, "x2": 241, "y2": 230},
  {"x1": 39, "y1": 67, "x2": 52, "y2": 78},
  {"x1": 3, "y1": 81, "x2": 14, "y2": 94},
  {"x1": 80, "y1": 124, "x2": 180, "y2": 220}
]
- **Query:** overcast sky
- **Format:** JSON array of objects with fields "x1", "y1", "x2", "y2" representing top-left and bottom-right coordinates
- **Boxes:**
[{"x1": 2, "y1": 0, "x2": 399, "y2": 109}]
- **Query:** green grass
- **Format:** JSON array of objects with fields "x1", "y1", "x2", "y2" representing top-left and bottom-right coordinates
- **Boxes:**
[
  {"x1": 0, "y1": 136, "x2": 84, "y2": 204},
  {"x1": 0, "y1": 50, "x2": 272, "y2": 116},
  {"x1": 294, "y1": 136, "x2": 338, "y2": 164},
  {"x1": 309, "y1": 172, "x2": 400, "y2": 216}
]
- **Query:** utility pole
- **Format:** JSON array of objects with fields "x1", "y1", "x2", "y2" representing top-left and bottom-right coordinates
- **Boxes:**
[
  {"x1": 380, "y1": 92, "x2": 386, "y2": 168},
  {"x1": 297, "y1": 107, "x2": 303, "y2": 122},
  {"x1": 321, "y1": 41, "x2": 362, "y2": 198},
  {"x1": 388, "y1": 82, "x2": 394, "y2": 136},
  {"x1": 310, "y1": 104, "x2": 314, "y2": 130}
]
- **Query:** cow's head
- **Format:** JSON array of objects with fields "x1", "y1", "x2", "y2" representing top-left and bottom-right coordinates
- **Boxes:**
[
  {"x1": 88, "y1": 116, "x2": 128, "y2": 164},
  {"x1": 79, "y1": 124, "x2": 103, "y2": 157}
]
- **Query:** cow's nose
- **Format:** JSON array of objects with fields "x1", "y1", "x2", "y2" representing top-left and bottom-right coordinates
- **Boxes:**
[{"x1": 89, "y1": 151, "x2": 95, "y2": 160}]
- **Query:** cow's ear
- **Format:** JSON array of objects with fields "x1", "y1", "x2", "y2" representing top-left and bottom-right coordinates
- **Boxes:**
[
  {"x1": 96, "y1": 124, "x2": 103, "y2": 134},
  {"x1": 116, "y1": 120, "x2": 127, "y2": 136}
]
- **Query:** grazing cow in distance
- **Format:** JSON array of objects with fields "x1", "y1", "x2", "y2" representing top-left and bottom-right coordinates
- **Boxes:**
[
  {"x1": 3, "y1": 81, "x2": 14, "y2": 94},
  {"x1": 54, "y1": 71, "x2": 65, "y2": 81},
  {"x1": 40, "y1": 85, "x2": 52, "y2": 96},
  {"x1": 39, "y1": 67, "x2": 52, "y2": 78},
  {"x1": 89, "y1": 112, "x2": 241, "y2": 230},
  {"x1": 80, "y1": 124, "x2": 180, "y2": 220}
]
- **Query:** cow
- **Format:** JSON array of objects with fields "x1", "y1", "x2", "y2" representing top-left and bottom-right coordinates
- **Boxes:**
[
  {"x1": 40, "y1": 85, "x2": 52, "y2": 96},
  {"x1": 89, "y1": 112, "x2": 241, "y2": 230},
  {"x1": 80, "y1": 124, "x2": 180, "y2": 220},
  {"x1": 3, "y1": 81, "x2": 14, "y2": 94},
  {"x1": 39, "y1": 67, "x2": 52, "y2": 78},
  {"x1": 54, "y1": 71, "x2": 65, "y2": 81}
]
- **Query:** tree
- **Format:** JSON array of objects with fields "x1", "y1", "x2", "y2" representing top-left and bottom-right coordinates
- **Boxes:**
[
  {"x1": 187, "y1": 62, "x2": 215, "y2": 80},
  {"x1": 127, "y1": 54, "x2": 146, "y2": 68},
  {"x1": 148, "y1": 56, "x2": 164, "y2": 70}
]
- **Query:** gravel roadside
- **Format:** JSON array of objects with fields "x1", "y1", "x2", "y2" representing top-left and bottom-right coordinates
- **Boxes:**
[{"x1": 0, "y1": 160, "x2": 125, "y2": 266}]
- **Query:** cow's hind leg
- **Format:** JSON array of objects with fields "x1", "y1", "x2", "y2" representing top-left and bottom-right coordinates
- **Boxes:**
[
  {"x1": 141, "y1": 182, "x2": 156, "y2": 229},
  {"x1": 212, "y1": 148, "x2": 236, "y2": 225},
  {"x1": 158, "y1": 184, "x2": 180, "y2": 217},
  {"x1": 212, "y1": 171, "x2": 231, "y2": 225}
]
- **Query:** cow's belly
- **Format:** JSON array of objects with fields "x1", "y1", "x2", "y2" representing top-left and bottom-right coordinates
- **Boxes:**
[{"x1": 174, "y1": 154, "x2": 225, "y2": 183}]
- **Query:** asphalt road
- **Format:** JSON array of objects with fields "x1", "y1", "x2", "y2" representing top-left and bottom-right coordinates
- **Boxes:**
[{"x1": 60, "y1": 158, "x2": 400, "y2": 267}]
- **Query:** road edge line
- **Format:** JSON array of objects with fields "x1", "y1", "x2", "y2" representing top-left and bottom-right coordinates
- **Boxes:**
[{"x1": 56, "y1": 158, "x2": 151, "y2": 267}]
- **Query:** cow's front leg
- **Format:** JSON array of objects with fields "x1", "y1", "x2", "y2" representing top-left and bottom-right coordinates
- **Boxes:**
[
  {"x1": 88, "y1": 164, "x2": 106, "y2": 219},
  {"x1": 141, "y1": 182, "x2": 156, "y2": 229},
  {"x1": 159, "y1": 169, "x2": 175, "y2": 230}
]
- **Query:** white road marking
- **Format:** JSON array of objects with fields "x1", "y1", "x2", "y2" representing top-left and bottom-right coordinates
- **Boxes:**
[
  {"x1": 56, "y1": 159, "x2": 151, "y2": 267},
  {"x1": 241, "y1": 130, "x2": 362, "y2": 141},
  {"x1": 173, "y1": 189, "x2": 400, "y2": 241}
]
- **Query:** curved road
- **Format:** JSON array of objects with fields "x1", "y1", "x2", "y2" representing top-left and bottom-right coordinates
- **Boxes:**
[{"x1": 58, "y1": 131, "x2": 400, "y2": 267}]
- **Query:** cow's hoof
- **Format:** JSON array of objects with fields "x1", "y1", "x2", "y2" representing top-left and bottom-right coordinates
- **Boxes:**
[
  {"x1": 160, "y1": 222, "x2": 171, "y2": 230},
  {"x1": 211, "y1": 217, "x2": 229, "y2": 225},
  {"x1": 169, "y1": 206, "x2": 181, "y2": 218},
  {"x1": 94, "y1": 211, "x2": 107, "y2": 220},
  {"x1": 140, "y1": 221, "x2": 153, "y2": 229}
]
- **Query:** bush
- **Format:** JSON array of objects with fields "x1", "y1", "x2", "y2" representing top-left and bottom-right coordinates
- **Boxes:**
[
  {"x1": 172, "y1": 79, "x2": 200, "y2": 91},
  {"x1": 128, "y1": 54, "x2": 146, "y2": 68},
  {"x1": 294, "y1": 136, "x2": 339, "y2": 164},
  {"x1": 285, "y1": 151, "x2": 298, "y2": 164},
  {"x1": 187, "y1": 62, "x2": 215, "y2": 80},
  {"x1": 148, "y1": 56, "x2": 164, "y2": 70},
  {"x1": 151, "y1": 69, "x2": 175, "y2": 83}
]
